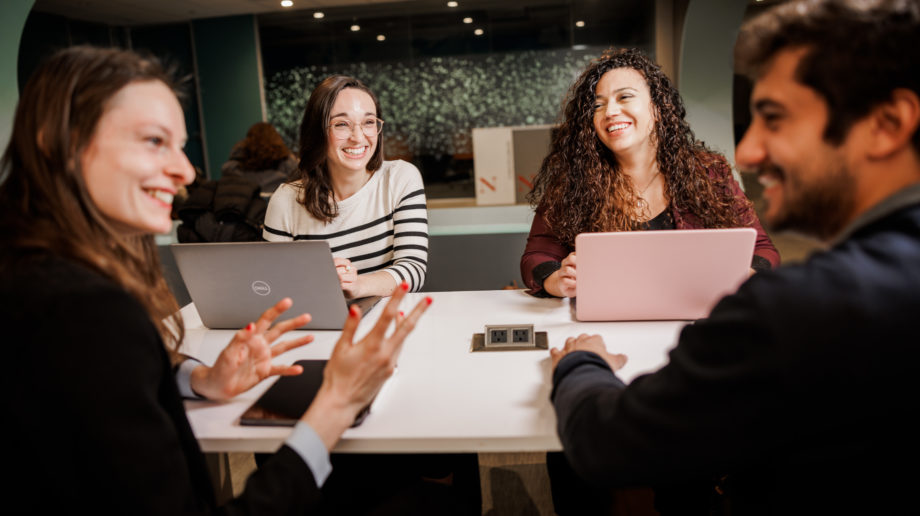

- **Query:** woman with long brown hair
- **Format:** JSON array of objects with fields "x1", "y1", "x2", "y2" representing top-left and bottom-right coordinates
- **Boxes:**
[
  {"x1": 0, "y1": 46, "x2": 429, "y2": 514},
  {"x1": 263, "y1": 75, "x2": 428, "y2": 298},
  {"x1": 522, "y1": 48, "x2": 779, "y2": 298}
]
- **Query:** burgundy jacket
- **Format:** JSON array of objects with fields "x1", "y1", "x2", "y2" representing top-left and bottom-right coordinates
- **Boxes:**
[{"x1": 521, "y1": 161, "x2": 780, "y2": 296}]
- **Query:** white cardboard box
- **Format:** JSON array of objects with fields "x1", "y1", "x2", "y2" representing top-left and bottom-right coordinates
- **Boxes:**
[
  {"x1": 472, "y1": 127, "x2": 515, "y2": 205},
  {"x1": 472, "y1": 125, "x2": 553, "y2": 205}
]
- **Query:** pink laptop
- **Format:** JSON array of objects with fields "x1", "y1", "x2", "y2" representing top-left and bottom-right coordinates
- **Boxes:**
[{"x1": 574, "y1": 228, "x2": 756, "y2": 321}]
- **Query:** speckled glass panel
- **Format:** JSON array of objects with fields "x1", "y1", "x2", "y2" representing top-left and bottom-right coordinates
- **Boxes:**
[{"x1": 266, "y1": 47, "x2": 604, "y2": 160}]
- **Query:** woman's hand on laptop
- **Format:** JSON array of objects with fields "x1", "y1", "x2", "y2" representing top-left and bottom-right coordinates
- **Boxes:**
[
  {"x1": 301, "y1": 282, "x2": 432, "y2": 451},
  {"x1": 544, "y1": 252, "x2": 578, "y2": 298},
  {"x1": 550, "y1": 333, "x2": 628, "y2": 373},
  {"x1": 189, "y1": 297, "x2": 314, "y2": 401},
  {"x1": 334, "y1": 257, "x2": 359, "y2": 297}
]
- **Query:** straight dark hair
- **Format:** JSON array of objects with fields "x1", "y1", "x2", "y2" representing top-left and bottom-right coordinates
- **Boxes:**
[
  {"x1": 0, "y1": 46, "x2": 185, "y2": 357},
  {"x1": 736, "y1": 0, "x2": 920, "y2": 151},
  {"x1": 292, "y1": 75, "x2": 384, "y2": 222}
]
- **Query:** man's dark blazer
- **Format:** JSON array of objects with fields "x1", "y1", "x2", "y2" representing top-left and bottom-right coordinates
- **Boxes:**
[{"x1": 552, "y1": 189, "x2": 920, "y2": 513}]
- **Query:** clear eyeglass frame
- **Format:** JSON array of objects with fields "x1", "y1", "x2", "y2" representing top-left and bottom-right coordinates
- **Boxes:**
[{"x1": 328, "y1": 117, "x2": 385, "y2": 139}]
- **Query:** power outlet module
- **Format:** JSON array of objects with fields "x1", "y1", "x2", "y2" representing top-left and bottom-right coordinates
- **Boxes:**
[
  {"x1": 486, "y1": 324, "x2": 535, "y2": 347},
  {"x1": 471, "y1": 324, "x2": 548, "y2": 352}
]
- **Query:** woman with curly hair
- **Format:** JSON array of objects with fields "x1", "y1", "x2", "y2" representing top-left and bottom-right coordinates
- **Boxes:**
[{"x1": 522, "y1": 48, "x2": 779, "y2": 298}]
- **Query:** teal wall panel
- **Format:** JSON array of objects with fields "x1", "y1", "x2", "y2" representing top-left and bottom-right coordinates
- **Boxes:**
[
  {"x1": 0, "y1": 0, "x2": 34, "y2": 154},
  {"x1": 192, "y1": 15, "x2": 263, "y2": 178}
]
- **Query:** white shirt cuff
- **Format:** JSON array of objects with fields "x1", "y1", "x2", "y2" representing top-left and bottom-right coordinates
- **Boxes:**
[
  {"x1": 176, "y1": 359, "x2": 332, "y2": 485},
  {"x1": 285, "y1": 421, "x2": 333, "y2": 486},
  {"x1": 176, "y1": 358, "x2": 203, "y2": 399}
]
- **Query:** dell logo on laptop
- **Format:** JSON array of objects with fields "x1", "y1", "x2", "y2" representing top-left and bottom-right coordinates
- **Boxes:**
[{"x1": 251, "y1": 281, "x2": 271, "y2": 296}]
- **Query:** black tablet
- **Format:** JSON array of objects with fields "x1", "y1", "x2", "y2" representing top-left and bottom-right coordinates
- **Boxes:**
[{"x1": 239, "y1": 359, "x2": 370, "y2": 427}]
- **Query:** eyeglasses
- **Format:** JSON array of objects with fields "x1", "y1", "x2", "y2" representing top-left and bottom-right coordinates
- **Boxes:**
[{"x1": 328, "y1": 117, "x2": 384, "y2": 139}]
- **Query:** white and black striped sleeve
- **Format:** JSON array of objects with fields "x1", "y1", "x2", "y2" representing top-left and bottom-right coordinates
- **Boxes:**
[{"x1": 388, "y1": 185, "x2": 428, "y2": 292}]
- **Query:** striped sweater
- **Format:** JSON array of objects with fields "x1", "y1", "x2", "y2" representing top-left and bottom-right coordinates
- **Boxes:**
[{"x1": 263, "y1": 160, "x2": 428, "y2": 292}]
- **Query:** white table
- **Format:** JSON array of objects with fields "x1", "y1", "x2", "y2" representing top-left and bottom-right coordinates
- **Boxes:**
[{"x1": 183, "y1": 290, "x2": 687, "y2": 454}]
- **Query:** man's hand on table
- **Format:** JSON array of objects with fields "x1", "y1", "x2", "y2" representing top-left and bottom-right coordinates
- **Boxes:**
[{"x1": 550, "y1": 333, "x2": 628, "y2": 373}]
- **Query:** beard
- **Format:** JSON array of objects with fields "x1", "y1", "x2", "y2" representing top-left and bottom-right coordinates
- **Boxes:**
[{"x1": 760, "y1": 158, "x2": 857, "y2": 241}]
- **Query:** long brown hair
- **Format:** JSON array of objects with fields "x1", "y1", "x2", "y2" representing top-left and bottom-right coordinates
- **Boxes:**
[
  {"x1": 528, "y1": 48, "x2": 749, "y2": 246},
  {"x1": 235, "y1": 121, "x2": 293, "y2": 170},
  {"x1": 0, "y1": 46, "x2": 184, "y2": 356},
  {"x1": 292, "y1": 75, "x2": 384, "y2": 222}
]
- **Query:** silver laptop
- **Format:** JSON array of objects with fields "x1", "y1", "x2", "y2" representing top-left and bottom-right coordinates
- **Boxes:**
[{"x1": 171, "y1": 241, "x2": 375, "y2": 330}]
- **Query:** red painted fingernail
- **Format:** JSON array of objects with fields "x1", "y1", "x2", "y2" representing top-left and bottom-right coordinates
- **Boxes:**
[
  {"x1": 399, "y1": 311, "x2": 405, "y2": 317},
  {"x1": 245, "y1": 323, "x2": 254, "y2": 331},
  {"x1": 400, "y1": 282, "x2": 409, "y2": 291},
  {"x1": 425, "y1": 296, "x2": 433, "y2": 305},
  {"x1": 350, "y1": 305, "x2": 360, "y2": 317}
]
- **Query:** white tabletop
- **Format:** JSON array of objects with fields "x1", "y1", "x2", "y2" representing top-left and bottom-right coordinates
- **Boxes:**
[{"x1": 182, "y1": 290, "x2": 687, "y2": 453}]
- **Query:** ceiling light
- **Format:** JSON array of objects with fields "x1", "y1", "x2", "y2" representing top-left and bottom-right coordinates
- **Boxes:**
[
  {"x1": 463, "y1": 17, "x2": 473, "y2": 24},
  {"x1": 575, "y1": 20, "x2": 585, "y2": 27},
  {"x1": 447, "y1": 1, "x2": 458, "y2": 6},
  {"x1": 280, "y1": 0, "x2": 293, "y2": 7},
  {"x1": 351, "y1": 24, "x2": 361, "y2": 31},
  {"x1": 313, "y1": 11, "x2": 324, "y2": 19},
  {"x1": 377, "y1": 34, "x2": 386, "y2": 41},
  {"x1": 474, "y1": 28, "x2": 484, "y2": 36}
]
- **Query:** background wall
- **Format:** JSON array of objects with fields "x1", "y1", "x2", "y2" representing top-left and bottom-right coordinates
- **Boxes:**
[
  {"x1": 0, "y1": 0, "x2": 34, "y2": 156},
  {"x1": 679, "y1": 0, "x2": 748, "y2": 174},
  {"x1": 265, "y1": 47, "x2": 602, "y2": 165},
  {"x1": 192, "y1": 15, "x2": 265, "y2": 179}
]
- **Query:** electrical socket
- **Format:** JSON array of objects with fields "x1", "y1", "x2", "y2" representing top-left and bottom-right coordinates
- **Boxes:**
[
  {"x1": 485, "y1": 324, "x2": 534, "y2": 347},
  {"x1": 489, "y1": 328, "x2": 508, "y2": 343}
]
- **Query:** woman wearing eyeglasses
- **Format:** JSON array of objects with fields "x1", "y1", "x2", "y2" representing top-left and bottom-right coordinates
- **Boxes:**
[
  {"x1": 264, "y1": 75, "x2": 428, "y2": 298},
  {"x1": 262, "y1": 80, "x2": 475, "y2": 515}
]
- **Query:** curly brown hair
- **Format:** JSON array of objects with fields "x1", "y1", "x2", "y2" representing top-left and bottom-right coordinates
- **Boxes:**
[
  {"x1": 235, "y1": 122, "x2": 293, "y2": 171},
  {"x1": 528, "y1": 48, "x2": 751, "y2": 246}
]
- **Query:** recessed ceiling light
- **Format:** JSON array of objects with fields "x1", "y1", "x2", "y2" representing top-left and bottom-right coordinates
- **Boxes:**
[
  {"x1": 377, "y1": 34, "x2": 386, "y2": 41},
  {"x1": 463, "y1": 17, "x2": 473, "y2": 24},
  {"x1": 351, "y1": 24, "x2": 361, "y2": 31},
  {"x1": 280, "y1": 0, "x2": 293, "y2": 7},
  {"x1": 447, "y1": 1, "x2": 458, "y2": 6},
  {"x1": 575, "y1": 20, "x2": 585, "y2": 27},
  {"x1": 474, "y1": 28, "x2": 484, "y2": 36},
  {"x1": 313, "y1": 11, "x2": 324, "y2": 19}
]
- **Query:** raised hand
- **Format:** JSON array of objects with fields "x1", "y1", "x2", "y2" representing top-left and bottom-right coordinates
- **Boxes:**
[
  {"x1": 190, "y1": 298, "x2": 313, "y2": 401},
  {"x1": 302, "y1": 282, "x2": 432, "y2": 450}
]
